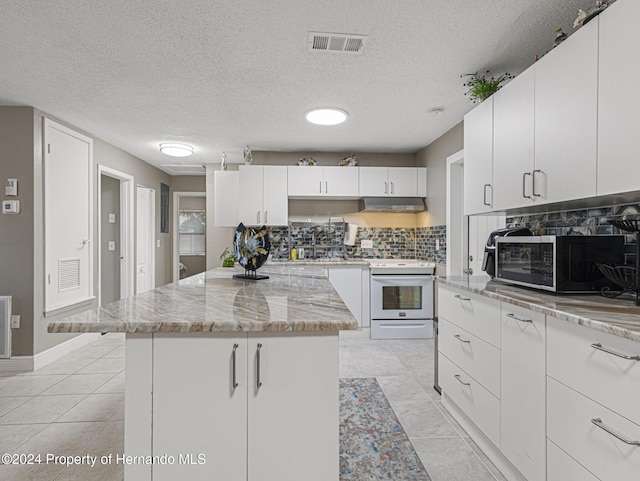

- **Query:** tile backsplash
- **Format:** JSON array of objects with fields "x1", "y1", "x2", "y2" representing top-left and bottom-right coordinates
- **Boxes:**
[
  {"x1": 267, "y1": 224, "x2": 447, "y2": 263},
  {"x1": 506, "y1": 203, "x2": 640, "y2": 265}
]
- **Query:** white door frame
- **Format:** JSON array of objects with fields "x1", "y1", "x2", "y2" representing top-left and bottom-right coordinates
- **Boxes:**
[
  {"x1": 97, "y1": 165, "x2": 135, "y2": 305},
  {"x1": 446, "y1": 149, "x2": 466, "y2": 277},
  {"x1": 173, "y1": 191, "x2": 206, "y2": 282},
  {"x1": 137, "y1": 186, "x2": 156, "y2": 293}
]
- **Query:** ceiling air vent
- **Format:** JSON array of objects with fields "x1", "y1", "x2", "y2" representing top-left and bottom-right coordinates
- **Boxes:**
[{"x1": 308, "y1": 32, "x2": 367, "y2": 54}]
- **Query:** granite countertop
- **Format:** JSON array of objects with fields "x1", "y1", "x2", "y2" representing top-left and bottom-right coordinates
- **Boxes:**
[
  {"x1": 47, "y1": 265, "x2": 358, "y2": 334},
  {"x1": 439, "y1": 276, "x2": 640, "y2": 342}
]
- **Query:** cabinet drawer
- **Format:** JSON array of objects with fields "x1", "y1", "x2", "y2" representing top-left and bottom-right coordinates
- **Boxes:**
[
  {"x1": 548, "y1": 377, "x2": 640, "y2": 481},
  {"x1": 439, "y1": 318, "x2": 500, "y2": 397},
  {"x1": 547, "y1": 440, "x2": 599, "y2": 481},
  {"x1": 440, "y1": 353, "x2": 500, "y2": 447},
  {"x1": 547, "y1": 316, "x2": 640, "y2": 426},
  {"x1": 437, "y1": 285, "x2": 501, "y2": 348}
]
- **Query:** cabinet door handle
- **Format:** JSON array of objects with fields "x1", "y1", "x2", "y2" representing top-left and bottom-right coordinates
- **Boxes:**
[
  {"x1": 506, "y1": 313, "x2": 533, "y2": 323},
  {"x1": 256, "y1": 211, "x2": 260, "y2": 224},
  {"x1": 454, "y1": 374, "x2": 471, "y2": 386},
  {"x1": 522, "y1": 172, "x2": 532, "y2": 199},
  {"x1": 384, "y1": 181, "x2": 388, "y2": 194},
  {"x1": 232, "y1": 343, "x2": 239, "y2": 389},
  {"x1": 264, "y1": 210, "x2": 268, "y2": 224},
  {"x1": 591, "y1": 418, "x2": 640, "y2": 446},
  {"x1": 532, "y1": 169, "x2": 542, "y2": 197},
  {"x1": 256, "y1": 343, "x2": 263, "y2": 388},
  {"x1": 319, "y1": 181, "x2": 322, "y2": 194},
  {"x1": 483, "y1": 184, "x2": 492, "y2": 206},
  {"x1": 325, "y1": 181, "x2": 328, "y2": 194},
  {"x1": 454, "y1": 334, "x2": 471, "y2": 344},
  {"x1": 591, "y1": 342, "x2": 640, "y2": 361},
  {"x1": 454, "y1": 294, "x2": 471, "y2": 301},
  {"x1": 390, "y1": 181, "x2": 394, "y2": 194}
]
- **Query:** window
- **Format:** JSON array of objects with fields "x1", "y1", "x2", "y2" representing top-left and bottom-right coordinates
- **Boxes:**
[{"x1": 179, "y1": 210, "x2": 205, "y2": 256}]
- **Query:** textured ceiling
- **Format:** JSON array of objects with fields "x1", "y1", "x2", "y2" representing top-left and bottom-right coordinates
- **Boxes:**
[{"x1": 0, "y1": 0, "x2": 593, "y2": 173}]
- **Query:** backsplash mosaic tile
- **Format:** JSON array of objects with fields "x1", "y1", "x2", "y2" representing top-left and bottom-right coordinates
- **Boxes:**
[
  {"x1": 506, "y1": 203, "x2": 640, "y2": 264},
  {"x1": 267, "y1": 224, "x2": 447, "y2": 263}
]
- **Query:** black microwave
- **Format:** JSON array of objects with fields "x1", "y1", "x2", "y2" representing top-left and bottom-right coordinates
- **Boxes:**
[{"x1": 494, "y1": 235, "x2": 625, "y2": 293}]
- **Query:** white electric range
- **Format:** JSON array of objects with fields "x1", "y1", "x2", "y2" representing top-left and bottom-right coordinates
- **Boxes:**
[{"x1": 367, "y1": 259, "x2": 436, "y2": 340}]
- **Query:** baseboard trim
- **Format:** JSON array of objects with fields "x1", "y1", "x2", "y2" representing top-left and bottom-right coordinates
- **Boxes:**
[
  {"x1": 0, "y1": 333, "x2": 102, "y2": 372},
  {"x1": 442, "y1": 393, "x2": 527, "y2": 481}
]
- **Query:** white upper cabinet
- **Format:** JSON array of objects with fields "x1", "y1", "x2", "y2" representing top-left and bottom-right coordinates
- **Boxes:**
[
  {"x1": 534, "y1": 17, "x2": 599, "y2": 205},
  {"x1": 493, "y1": 66, "x2": 535, "y2": 210},
  {"x1": 214, "y1": 170, "x2": 240, "y2": 227},
  {"x1": 239, "y1": 166, "x2": 288, "y2": 226},
  {"x1": 359, "y1": 167, "x2": 424, "y2": 197},
  {"x1": 288, "y1": 166, "x2": 358, "y2": 198},
  {"x1": 598, "y1": 0, "x2": 640, "y2": 195},
  {"x1": 463, "y1": 98, "x2": 494, "y2": 215}
]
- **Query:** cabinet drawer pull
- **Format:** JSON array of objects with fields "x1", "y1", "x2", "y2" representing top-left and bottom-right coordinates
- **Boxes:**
[
  {"x1": 506, "y1": 313, "x2": 533, "y2": 323},
  {"x1": 532, "y1": 169, "x2": 542, "y2": 197},
  {"x1": 591, "y1": 418, "x2": 640, "y2": 446},
  {"x1": 454, "y1": 294, "x2": 471, "y2": 301},
  {"x1": 232, "y1": 343, "x2": 239, "y2": 389},
  {"x1": 522, "y1": 172, "x2": 532, "y2": 199},
  {"x1": 483, "y1": 184, "x2": 491, "y2": 206},
  {"x1": 591, "y1": 342, "x2": 640, "y2": 361},
  {"x1": 256, "y1": 343, "x2": 263, "y2": 389},
  {"x1": 454, "y1": 334, "x2": 471, "y2": 344},
  {"x1": 454, "y1": 374, "x2": 470, "y2": 386}
]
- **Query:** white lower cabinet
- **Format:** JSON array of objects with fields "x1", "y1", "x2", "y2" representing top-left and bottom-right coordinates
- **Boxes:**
[
  {"x1": 547, "y1": 441, "x2": 598, "y2": 481},
  {"x1": 149, "y1": 332, "x2": 338, "y2": 481},
  {"x1": 500, "y1": 304, "x2": 546, "y2": 481},
  {"x1": 439, "y1": 353, "x2": 501, "y2": 446},
  {"x1": 547, "y1": 377, "x2": 640, "y2": 481}
]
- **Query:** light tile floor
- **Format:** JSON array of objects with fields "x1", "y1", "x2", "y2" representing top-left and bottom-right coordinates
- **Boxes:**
[{"x1": 0, "y1": 329, "x2": 506, "y2": 481}]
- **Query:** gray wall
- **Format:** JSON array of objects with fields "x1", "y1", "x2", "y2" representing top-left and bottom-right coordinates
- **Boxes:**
[
  {"x1": 100, "y1": 175, "x2": 121, "y2": 305},
  {"x1": 0, "y1": 106, "x2": 175, "y2": 356},
  {"x1": 172, "y1": 176, "x2": 206, "y2": 193},
  {"x1": 417, "y1": 122, "x2": 464, "y2": 227},
  {"x1": 0, "y1": 107, "x2": 35, "y2": 357}
]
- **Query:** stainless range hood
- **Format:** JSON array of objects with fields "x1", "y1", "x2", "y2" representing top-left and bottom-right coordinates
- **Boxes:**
[{"x1": 359, "y1": 197, "x2": 426, "y2": 213}]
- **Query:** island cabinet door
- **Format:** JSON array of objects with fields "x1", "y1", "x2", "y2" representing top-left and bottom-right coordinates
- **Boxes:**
[
  {"x1": 247, "y1": 332, "x2": 339, "y2": 481},
  {"x1": 152, "y1": 333, "x2": 248, "y2": 481}
]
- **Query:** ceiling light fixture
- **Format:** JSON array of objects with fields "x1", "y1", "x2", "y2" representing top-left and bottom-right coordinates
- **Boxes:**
[
  {"x1": 159, "y1": 143, "x2": 194, "y2": 157},
  {"x1": 427, "y1": 107, "x2": 445, "y2": 115},
  {"x1": 305, "y1": 108, "x2": 348, "y2": 126}
]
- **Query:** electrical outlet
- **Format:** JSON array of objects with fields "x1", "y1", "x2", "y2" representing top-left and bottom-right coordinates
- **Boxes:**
[
  {"x1": 11, "y1": 315, "x2": 20, "y2": 328},
  {"x1": 156, "y1": 239, "x2": 161, "y2": 248},
  {"x1": 361, "y1": 239, "x2": 373, "y2": 249},
  {"x1": 108, "y1": 213, "x2": 116, "y2": 223},
  {"x1": 435, "y1": 239, "x2": 440, "y2": 251}
]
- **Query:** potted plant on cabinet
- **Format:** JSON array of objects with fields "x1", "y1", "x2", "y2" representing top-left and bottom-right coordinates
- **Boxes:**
[{"x1": 462, "y1": 70, "x2": 513, "y2": 103}]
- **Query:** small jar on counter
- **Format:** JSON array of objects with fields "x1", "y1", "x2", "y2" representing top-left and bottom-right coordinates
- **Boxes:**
[
  {"x1": 298, "y1": 247, "x2": 305, "y2": 259},
  {"x1": 290, "y1": 248, "x2": 298, "y2": 260}
]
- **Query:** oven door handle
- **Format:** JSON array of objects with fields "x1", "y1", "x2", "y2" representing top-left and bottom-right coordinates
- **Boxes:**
[{"x1": 371, "y1": 275, "x2": 435, "y2": 282}]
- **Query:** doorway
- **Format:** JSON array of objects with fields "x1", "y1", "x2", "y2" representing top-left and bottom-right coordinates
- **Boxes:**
[
  {"x1": 136, "y1": 186, "x2": 156, "y2": 294},
  {"x1": 98, "y1": 165, "x2": 134, "y2": 306},
  {"x1": 446, "y1": 150, "x2": 504, "y2": 277},
  {"x1": 173, "y1": 192, "x2": 206, "y2": 281}
]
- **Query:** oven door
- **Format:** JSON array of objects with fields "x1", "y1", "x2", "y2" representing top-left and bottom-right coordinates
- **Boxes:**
[{"x1": 370, "y1": 275, "x2": 434, "y2": 320}]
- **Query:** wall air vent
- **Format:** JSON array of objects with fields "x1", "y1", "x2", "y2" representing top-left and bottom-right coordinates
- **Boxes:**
[
  {"x1": 161, "y1": 164, "x2": 206, "y2": 176},
  {"x1": 308, "y1": 32, "x2": 367, "y2": 54}
]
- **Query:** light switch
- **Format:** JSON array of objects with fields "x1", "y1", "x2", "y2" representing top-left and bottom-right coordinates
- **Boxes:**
[
  {"x1": 2, "y1": 200, "x2": 20, "y2": 214},
  {"x1": 361, "y1": 239, "x2": 373, "y2": 249},
  {"x1": 108, "y1": 241, "x2": 116, "y2": 251},
  {"x1": 11, "y1": 315, "x2": 20, "y2": 329},
  {"x1": 5, "y1": 179, "x2": 17, "y2": 196},
  {"x1": 108, "y1": 213, "x2": 116, "y2": 223},
  {"x1": 435, "y1": 239, "x2": 440, "y2": 251}
]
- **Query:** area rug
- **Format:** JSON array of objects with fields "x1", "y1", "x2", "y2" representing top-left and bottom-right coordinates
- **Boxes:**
[{"x1": 340, "y1": 378, "x2": 432, "y2": 481}]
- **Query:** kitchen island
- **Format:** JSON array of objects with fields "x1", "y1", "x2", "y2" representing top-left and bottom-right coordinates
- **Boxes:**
[{"x1": 48, "y1": 265, "x2": 358, "y2": 481}]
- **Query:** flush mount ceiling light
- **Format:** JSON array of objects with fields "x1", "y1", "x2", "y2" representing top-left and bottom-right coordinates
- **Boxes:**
[
  {"x1": 305, "y1": 108, "x2": 348, "y2": 125},
  {"x1": 159, "y1": 143, "x2": 194, "y2": 157},
  {"x1": 427, "y1": 106, "x2": 445, "y2": 115}
]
